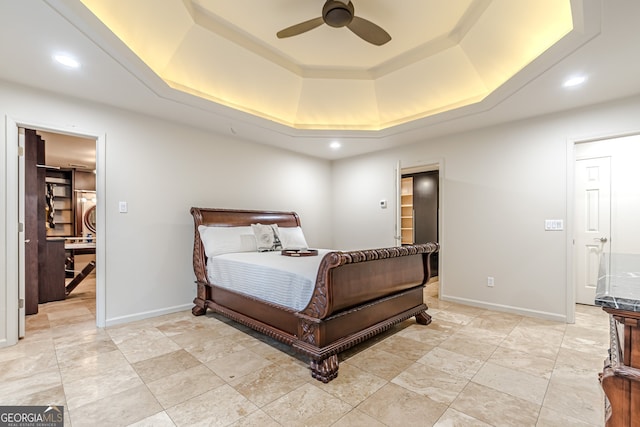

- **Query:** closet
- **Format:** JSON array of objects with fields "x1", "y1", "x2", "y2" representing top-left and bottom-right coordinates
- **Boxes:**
[
  {"x1": 401, "y1": 171, "x2": 439, "y2": 276},
  {"x1": 23, "y1": 129, "x2": 96, "y2": 314}
]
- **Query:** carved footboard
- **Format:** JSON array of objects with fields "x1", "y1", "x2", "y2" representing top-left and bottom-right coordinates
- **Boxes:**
[
  {"x1": 302, "y1": 244, "x2": 438, "y2": 320},
  {"x1": 293, "y1": 243, "x2": 438, "y2": 381}
]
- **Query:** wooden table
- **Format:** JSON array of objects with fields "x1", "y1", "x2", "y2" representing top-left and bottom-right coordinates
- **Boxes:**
[
  {"x1": 595, "y1": 253, "x2": 640, "y2": 427},
  {"x1": 64, "y1": 241, "x2": 96, "y2": 295}
]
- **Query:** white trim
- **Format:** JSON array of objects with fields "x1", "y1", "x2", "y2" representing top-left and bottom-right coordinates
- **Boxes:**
[
  {"x1": 4, "y1": 117, "x2": 19, "y2": 347},
  {"x1": 437, "y1": 159, "x2": 445, "y2": 301},
  {"x1": 394, "y1": 161, "x2": 401, "y2": 247},
  {"x1": 18, "y1": 128, "x2": 25, "y2": 338},
  {"x1": 5, "y1": 117, "x2": 106, "y2": 336},
  {"x1": 565, "y1": 138, "x2": 576, "y2": 323},
  {"x1": 401, "y1": 163, "x2": 440, "y2": 174},
  {"x1": 95, "y1": 132, "x2": 106, "y2": 328},
  {"x1": 440, "y1": 294, "x2": 567, "y2": 323},
  {"x1": 105, "y1": 303, "x2": 193, "y2": 327}
]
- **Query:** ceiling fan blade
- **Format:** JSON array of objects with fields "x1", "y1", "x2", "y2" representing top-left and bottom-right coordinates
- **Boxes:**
[
  {"x1": 277, "y1": 17, "x2": 325, "y2": 39},
  {"x1": 347, "y1": 16, "x2": 391, "y2": 46}
]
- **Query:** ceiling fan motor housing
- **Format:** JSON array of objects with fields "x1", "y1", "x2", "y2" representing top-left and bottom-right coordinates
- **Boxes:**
[{"x1": 323, "y1": 0, "x2": 354, "y2": 27}]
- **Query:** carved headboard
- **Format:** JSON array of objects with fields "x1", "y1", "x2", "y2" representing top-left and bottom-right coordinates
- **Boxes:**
[{"x1": 190, "y1": 207, "x2": 301, "y2": 283}]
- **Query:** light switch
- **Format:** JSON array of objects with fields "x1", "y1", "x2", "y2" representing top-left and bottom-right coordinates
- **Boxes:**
[
  {"x1": 119, "y1": 201, "x2": 128, "y2": 213},
  {"x1": 544, "y1": 219, "x2": 563, "y2": 231},
  {"x1": 380, "y1": 199, "x2": 387, "y2": 209}
]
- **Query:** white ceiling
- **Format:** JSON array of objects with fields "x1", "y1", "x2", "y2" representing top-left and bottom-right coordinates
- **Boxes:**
[
  {"x1": 1, "y1": 0, "x2": 640, "y2": 160},
  {"x1": 79, "y1": 0, "x2": 575, "y2": 131},
  {"x1": 206, "y1": 0, "x2": 469, "y2": 69}
]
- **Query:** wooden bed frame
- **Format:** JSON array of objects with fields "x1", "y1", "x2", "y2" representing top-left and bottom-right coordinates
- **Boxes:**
[{"x1": 190, "y1": 207, "x2": 439, "y2": 382}]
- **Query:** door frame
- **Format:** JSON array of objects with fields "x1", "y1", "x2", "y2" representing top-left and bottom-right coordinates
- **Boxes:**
[
  {"x1": 566, "y1": 129, "x2": 640, "y2": 324},
  {"x1": 396, "y1": 159, "x2": 444, "y2": 294},
  {"x1": 5, "y1": 116, "x2": 106, "y2": 346}
]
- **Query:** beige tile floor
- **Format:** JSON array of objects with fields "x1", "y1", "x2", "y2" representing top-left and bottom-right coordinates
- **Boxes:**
[{"x1": 1, "y1": 278, "x2": 609, "y2": 426}]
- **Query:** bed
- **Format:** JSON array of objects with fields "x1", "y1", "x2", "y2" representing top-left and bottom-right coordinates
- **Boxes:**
[{"x1": 190, "y1": 207, "x2": 439, "y2": 382}]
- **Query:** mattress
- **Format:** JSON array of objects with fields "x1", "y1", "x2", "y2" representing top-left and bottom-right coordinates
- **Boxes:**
[{"x1": 206, "y1": 250, "x2": 330, "y2": 311}]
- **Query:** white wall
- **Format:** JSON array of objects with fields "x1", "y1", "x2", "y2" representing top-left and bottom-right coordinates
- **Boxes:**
[
  {"x1": 332, "y1": 94, "x2": 640, "y2": 321},
  {"x1": 3, "y1": 79, "x2": 640, "y2": 347},
  {"x1": 0, "y1": 81, "x2": 332, "y2": 343}
]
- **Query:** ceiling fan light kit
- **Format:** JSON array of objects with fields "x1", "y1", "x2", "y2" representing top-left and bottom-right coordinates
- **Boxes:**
[
  {"x1": 277, "y1": 0, "x2": 391, "y2": 46},
  {"x1": 323, "y1": 0, "x2": 354, "y2": 27}
]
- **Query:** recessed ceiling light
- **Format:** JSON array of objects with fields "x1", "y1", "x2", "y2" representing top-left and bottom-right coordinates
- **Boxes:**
[
  {"x1": 563, "y1": 75, "x2": 587, "y2": 88},
  {"x1": 53, "y1": 54, "x2": 80, "y2": 68},
  {"x1": 330, "y1": 141, "x2": 341, "y2": 150}
]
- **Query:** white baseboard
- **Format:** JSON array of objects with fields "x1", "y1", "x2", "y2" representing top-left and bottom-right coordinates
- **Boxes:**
[
  {"x1": 439, "y1": 294, "x2": 568, "y2": 323},
  {"x1": 105, "y1": 303, "x2": 193, "y2": 327}
]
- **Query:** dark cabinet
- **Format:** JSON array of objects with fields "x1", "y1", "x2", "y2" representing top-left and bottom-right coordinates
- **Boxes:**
[{"x1": 39, "y1": 239, "x2": 66, "y2": 303}]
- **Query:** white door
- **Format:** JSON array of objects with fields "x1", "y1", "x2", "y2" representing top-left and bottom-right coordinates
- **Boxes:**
[
  {"x1": 18, "y1": 128, "x2": 26, "y2": 337},
  {"x1": 574, "y1": 156, "x2": 611, "y2": 305}
]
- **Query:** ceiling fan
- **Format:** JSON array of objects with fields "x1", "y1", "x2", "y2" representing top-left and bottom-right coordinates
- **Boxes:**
[{"x1": 276, "y1": 0, "x2": 391, "y2": 46}]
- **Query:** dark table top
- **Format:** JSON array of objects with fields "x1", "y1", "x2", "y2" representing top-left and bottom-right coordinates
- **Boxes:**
[{"x1": 595, "y1": 253, "x2": 640, "y2": 312}]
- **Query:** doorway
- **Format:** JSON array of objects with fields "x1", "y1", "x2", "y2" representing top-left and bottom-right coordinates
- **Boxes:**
[
  {"x1": 401, "y1": 171, "x2": 439, "y2": 276},
  {"x1": 397, "y1": 162, "x2": 441, "y2": 299},
  {"x1": 4, "y1": 117, "x2": 106, "y2": 347},
  {"x1": 21, "y1": 129, "x2": 97, "y2": 336},
  {"x1": 572, "y1": 134, "x2": 640, "y2": 306}
]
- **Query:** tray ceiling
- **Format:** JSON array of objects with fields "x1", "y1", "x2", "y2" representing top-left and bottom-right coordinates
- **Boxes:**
[{"x1": 79, "y1": 0, "x2": 575, "y2": 130}]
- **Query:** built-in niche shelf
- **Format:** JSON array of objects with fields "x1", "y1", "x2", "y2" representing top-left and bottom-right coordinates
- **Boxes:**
[
  {"x1": 401, "y1": 176, "x2": 414, "y2": 244},
  {"x1": 45, "y1": 169, "x2": 74, "y2": 237}
]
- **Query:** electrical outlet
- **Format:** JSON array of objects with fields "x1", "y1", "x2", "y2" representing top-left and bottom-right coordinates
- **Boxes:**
[{"x1": 487, "y1": 276, "x2": 494, "y2": 287}]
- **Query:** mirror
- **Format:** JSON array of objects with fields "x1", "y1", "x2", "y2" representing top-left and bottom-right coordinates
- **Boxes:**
[{"x1": 84, "y1": 205, "x2": 96, "y2": 234}]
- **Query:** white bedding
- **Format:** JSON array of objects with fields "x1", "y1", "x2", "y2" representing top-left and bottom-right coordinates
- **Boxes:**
[{"x1": 206, "y1": 250, "x2": 331, "y2": 311}]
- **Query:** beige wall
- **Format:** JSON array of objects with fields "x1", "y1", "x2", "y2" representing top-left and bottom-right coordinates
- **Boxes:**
[
  {"x1": 332, "y1": 94, "x2": 640, "y2": 321},
  {"x1": 3, "y1": 77, "x2": 640, "y2": 347},
  {"x1": 0, "y1": 80, "x2": 333, "y2": 341}
]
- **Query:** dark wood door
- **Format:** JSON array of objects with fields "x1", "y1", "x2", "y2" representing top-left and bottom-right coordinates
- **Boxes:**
[
  {"x1": 24, "y1": 129, "x2": 45, "y2": 314},
  {"x1": 409, "y1": 171, "x2": 439, "y2": 276}
]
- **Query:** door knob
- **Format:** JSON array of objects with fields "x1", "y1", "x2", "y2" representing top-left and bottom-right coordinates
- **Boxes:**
[
  {"x1": 593, "y1": 237, "x2": 608, "y2": 243},
  {"x1": 24, "y1": 239, "x2": 30, "y2": 243}
]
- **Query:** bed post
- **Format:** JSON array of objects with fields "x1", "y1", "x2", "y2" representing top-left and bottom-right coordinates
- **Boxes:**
[
  {"x1": 414, "y1": 248, "x2": 437, "y2": 325},
  {"x1": 192, "y1": 282, "x2": 208, "y2": 316},
  {"x1": 191, "y1": 207, "x2": 209, "y2": 316},
  {"x1": 310, "y1": 355, "x2": 339, "y2": 383},
  {"x1": 415, "y1": 311, "x2": 432, "y2": 325}
]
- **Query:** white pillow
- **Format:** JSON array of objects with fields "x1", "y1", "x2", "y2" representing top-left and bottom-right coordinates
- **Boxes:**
[
  {"x1": 198, "y1": 225, "x2": 257, "y2": 257},
  {"x1": 251, "y1": 223, "x2": 282, "y2": 252},
  {"x1": 279, "y1": 226, "x2": 309, "y2": 250}
]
